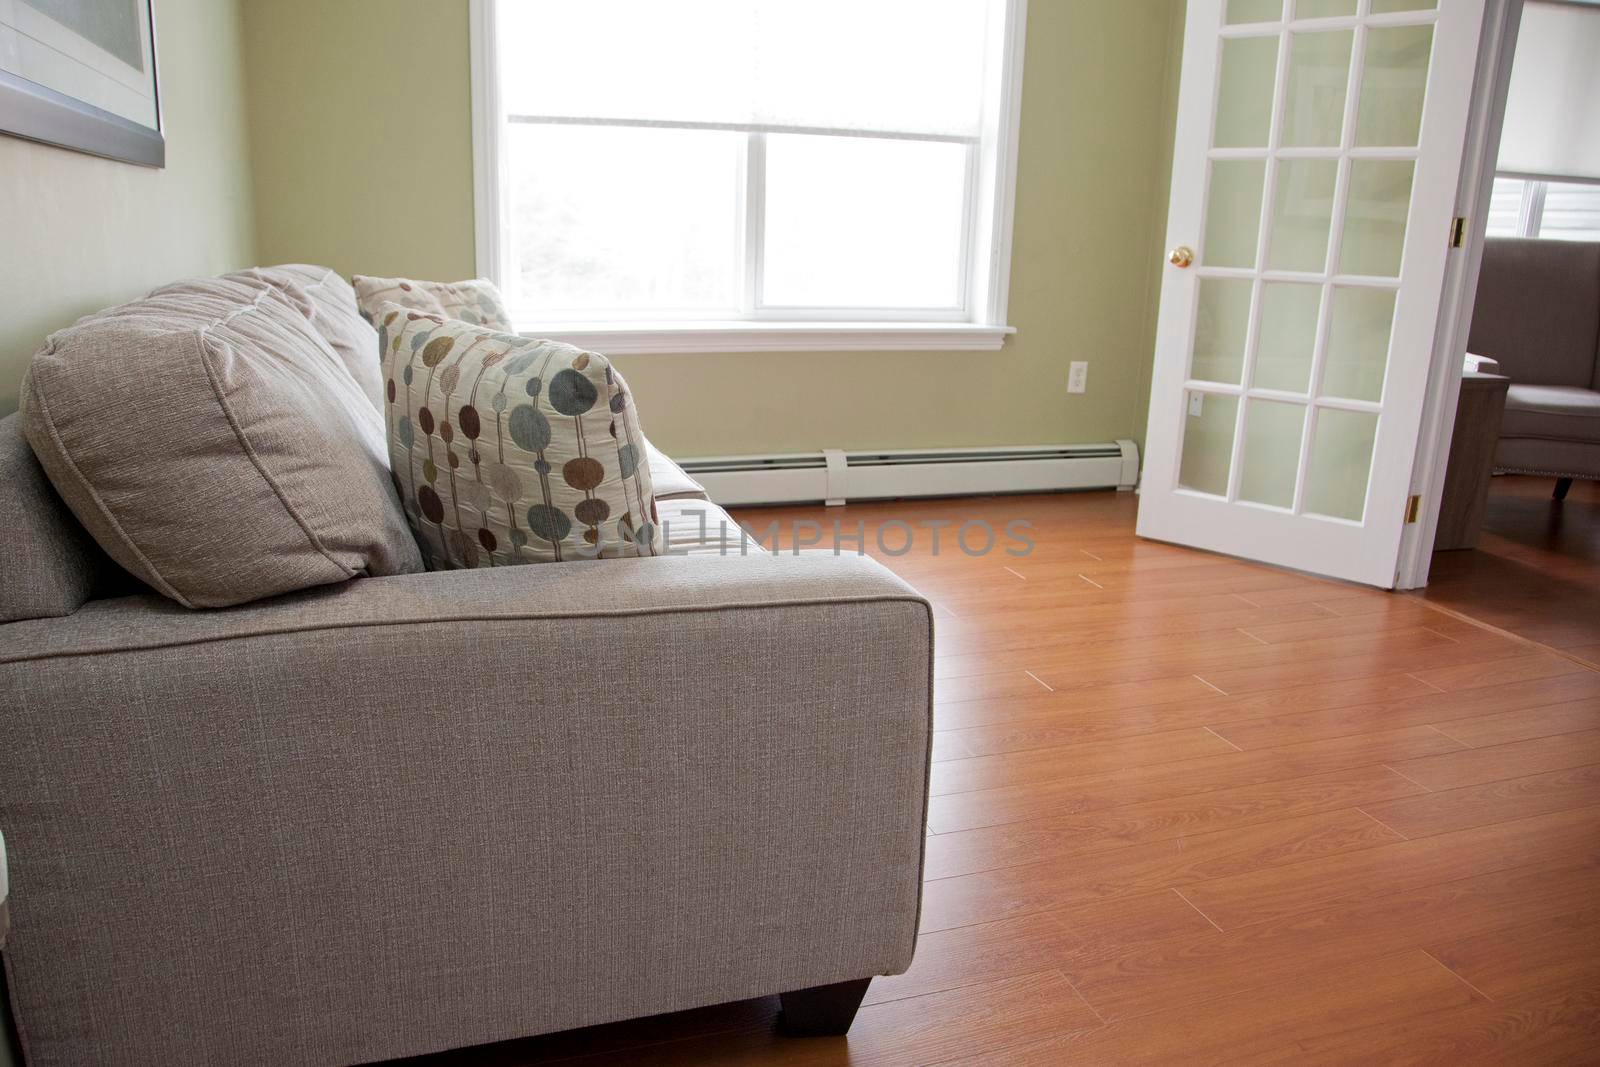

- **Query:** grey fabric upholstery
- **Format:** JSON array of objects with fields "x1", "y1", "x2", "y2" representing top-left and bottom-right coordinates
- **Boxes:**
[
  {"x1": 1493, "y1": 437, "x2": 1600, "y2": 480},
  {"x1": 1499, "y1": 384, "x2": 1600, "y2": 444},
  {"x1": 0, "y1": 414, "x2": 126, "y2": 623},
  {"x1": 1468, "y1": 237, "x2": 1600, "y2": 388},
  {"x1": 0, "y1": 553, "x2": 933, "y2": 1067},
  {"x1": 230, "y1": 265, "x2": 384, "y2": 411},
  {"x1": 1471, "y1": 238, "x2": 1600, "y2": 482}
]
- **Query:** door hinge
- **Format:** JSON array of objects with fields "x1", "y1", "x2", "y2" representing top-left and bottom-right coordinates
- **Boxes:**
[
  {"x1": 1404, "y1": 494, "x2": 1421, "y2": 523},
  {"x1": 1449, "y1": 216, "x2": 1467, "y2": 248}
]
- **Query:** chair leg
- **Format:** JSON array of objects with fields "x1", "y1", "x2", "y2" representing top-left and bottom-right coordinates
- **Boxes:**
[
  {"x1": 1554, "y1": 478, "x2": 1573, "y2": 501},
  {"x1": 779, "y1": 978, "x2": 872, "y2": 1036}
]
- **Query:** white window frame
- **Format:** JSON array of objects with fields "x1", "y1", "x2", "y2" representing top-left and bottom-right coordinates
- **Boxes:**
[
  {"x1": 1493, "y1": 175, "x2": 1600, "y2": 239},
  {"x1": 468, "y1": 0, "x2": 1026, "y2": 353}
]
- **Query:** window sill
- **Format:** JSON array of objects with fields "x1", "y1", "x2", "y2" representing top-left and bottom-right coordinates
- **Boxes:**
[{"x1": 511, "y1": 320, "x2": 1017, "y2": 354}]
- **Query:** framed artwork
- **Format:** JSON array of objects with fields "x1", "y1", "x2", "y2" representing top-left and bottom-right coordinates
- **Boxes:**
[{"x1": 0, "y1": 0, "x2": 163, "y2": 167}]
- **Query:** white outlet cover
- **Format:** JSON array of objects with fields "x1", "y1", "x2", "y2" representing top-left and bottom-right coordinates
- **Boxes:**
[
  {"x1": 1067, "y1": 361, "x2": 1088, "y2": 394},
  {"x1": 1187, "y1": 392, "x2": 1204, "y2": 417}
]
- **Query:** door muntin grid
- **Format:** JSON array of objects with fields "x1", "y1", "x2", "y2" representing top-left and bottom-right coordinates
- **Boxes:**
[{"x1": 1176, "y1": 0, "x2": 1437, "y2": 523}]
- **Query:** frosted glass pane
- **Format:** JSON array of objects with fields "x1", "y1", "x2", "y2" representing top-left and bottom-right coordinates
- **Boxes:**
[
  {"x1": 1268, "y1": 159, "x2": 1338, "y2": 272},
  {"x1": 762, "y1": 134, "x2": 966, "y2": 308},
  {"x1": 1322, "y1": 287, "x2": 1396, "y2": 401},
  {"x1": 1305, "y1": 408, "x2": 1378, "y2": 520},
  {"x1": 505, "y1": 125, "x2": 741, "y2": 313},
  {"x1": 1239, "y1": 400, "x2": 1307, "y2": 508},
  {"x1": 1192, "y1": 279, "x2": 1253, "y2": 384},
  {"x1": 1179, "y1": 392, "x2": 1240, "y2": 497},
  {"x1": 1214, "y1": 36, "x2": 1279, "y2": 148},
  {"x1": 1356, "y1": 25, "x2": 1433, "y2": 148},
  {"x1": 1282, "y1": 30, "x2": 1353, "y2": 147},
  {"x1": 1253, "y1": 282, "x2": 1322, "y2": 393},
  {"x1": 1296, "y1": 1, "x2": 1357, "y2": 20},
  {"x1": 1204, "y1": 160, "x2": 1267, "y2": 268},
  {"x1": 1371, "y1": 0, "x2": 1436, "y2": 12},
  {"x1": 1227, "y1": 0, "x2": 1282, "y2": 24},
  {"x1": 1340, "y1": 160, "x2": 1414, "y2": 277}
]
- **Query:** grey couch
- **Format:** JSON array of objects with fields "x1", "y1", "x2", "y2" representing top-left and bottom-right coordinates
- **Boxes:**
[
  {"x1": 0, "y1": 389, "x2": 932, "y2": 1059},
  {"x1": 1468, "y1": 236, "x2": 1600, "y2": 499}
]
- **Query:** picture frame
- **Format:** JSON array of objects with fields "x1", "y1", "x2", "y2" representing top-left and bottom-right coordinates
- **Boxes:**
[{"x1": 0, "y1": 0, "x2": 163, "y2": 167}]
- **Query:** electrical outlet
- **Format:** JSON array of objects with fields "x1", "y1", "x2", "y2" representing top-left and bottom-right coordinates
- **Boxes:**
[
  {"x1": 1188, "y1": 392, "x2": 1205, "y2": 417},
  {"x1": 1067, "y1": 361, "x2": 1089, "y2": 394}
]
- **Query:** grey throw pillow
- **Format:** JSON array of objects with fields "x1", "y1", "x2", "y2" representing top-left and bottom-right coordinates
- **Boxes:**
[{"x1": 22, "y1": 275, "x2": 423, "y2": 608}]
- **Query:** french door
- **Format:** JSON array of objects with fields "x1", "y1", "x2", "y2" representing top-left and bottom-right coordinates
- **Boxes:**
[{"x1": 1137, "y1": 0, "x2": 1485, "y2": 588}]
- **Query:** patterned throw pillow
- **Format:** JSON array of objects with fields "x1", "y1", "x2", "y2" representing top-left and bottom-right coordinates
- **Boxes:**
[
  {"x1": 353, "y1": 275, "x2": 514, "y2": 331},
  {"x1": 376, "y1": 304, "x2": 661, "y2": 567}
]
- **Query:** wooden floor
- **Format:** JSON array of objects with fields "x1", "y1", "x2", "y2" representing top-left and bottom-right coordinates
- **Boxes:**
[
  {"x1": 417, "y1": 490, "x2": 1600, "y2": 1066},
  {"x1": 1418, "y1": 474, "x2": 1600, "y2": 668}
]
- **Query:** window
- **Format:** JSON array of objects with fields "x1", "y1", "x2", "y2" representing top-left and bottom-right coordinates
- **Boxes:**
[
  {"x1": 470, "y1": 0, "x2": 1024, "y2": 352},
  {"x1": 1486, "y1": 178, "x2": 1600, "y2": 242}
]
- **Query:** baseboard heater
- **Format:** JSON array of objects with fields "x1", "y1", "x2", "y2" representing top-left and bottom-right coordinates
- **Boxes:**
[{"x1": 679, "y1": 441, "x2": 1140, "y2": 507}]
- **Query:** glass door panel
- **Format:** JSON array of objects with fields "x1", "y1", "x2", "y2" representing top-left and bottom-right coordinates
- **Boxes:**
[
  {"x1": 1239, "y1": 399, "x2": 1307, "y2": 507},
  {"x1": 1179, "y1": 391, "x2": 1241, "y2": 496},
  {"x1": 1215, "y1": 36, "x2": 1280, "y2": 146},
  {"x1": 1297, "y1": 0, "x2": 1358, "y2": 18},
  {"x1": 1321, "y1": 286, "x2": 1396, "y2": 401},
  {"x1": 1370, "y1": 0, "x2": 1436, "y2": 13},
  {"x1": 1340, "y1": 160, "x2": 1414, "y2": 276},
  {"x1": 1282, "y1": 30, "x2": 1353, "y2": 147},
  {"x1": 1254, "y1": 282, "x2": 1322, "y2": 392},
  {"x1": 1268, "y1": 159, "x2": 1339, "y2": 271},
  {"x1": 1192, "y1": 278, "x2": 1254, "y2": 383},
  {"x1": 1355, "y1": 25, "x2": 1434, "y2": 147},
  {"x1": 1227, "y1": 0, "x2": 1282, "y2": 25},
  {"x1": 1305, "y1": 408, "x2": 1379, "y2": 520},
  {"x1": 1204, "y1": 160, "x2": 1267, "y2": 266}
]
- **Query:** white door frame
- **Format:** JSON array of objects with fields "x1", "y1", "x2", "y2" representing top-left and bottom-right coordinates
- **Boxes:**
[{"x1": 1395, "y1": 0, "x2": 1524, "y2": 589}]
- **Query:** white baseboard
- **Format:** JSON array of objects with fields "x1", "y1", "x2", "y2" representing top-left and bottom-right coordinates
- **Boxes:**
[{"x1": 679, "y1": 441, "x2": 1140, "y2": 506}]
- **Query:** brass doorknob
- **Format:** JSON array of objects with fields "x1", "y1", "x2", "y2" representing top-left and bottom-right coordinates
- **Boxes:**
[{"x1": 1168, "y1": 245, "x2": 1195, "y2": 268}]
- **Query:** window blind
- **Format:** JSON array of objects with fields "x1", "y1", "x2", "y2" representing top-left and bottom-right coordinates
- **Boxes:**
[
  {"x1": 496, "y1": 0, "x2": 994, "y2": 140},
  {"x1": 1497, "y1": 0, "x2": 1600, "y2": 185}
]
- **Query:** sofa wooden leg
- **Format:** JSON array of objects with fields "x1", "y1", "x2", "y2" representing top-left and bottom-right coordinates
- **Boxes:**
[
  {"x1": 779, "y1": 978, "x2": 872, "y2": 1036},
  {"x1": 1554, "y1": 478, "x2": 1573, "y2": 501}
]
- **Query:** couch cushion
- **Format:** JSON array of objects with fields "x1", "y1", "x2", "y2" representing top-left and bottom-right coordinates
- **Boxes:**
[
  {"x1": 353, "y1": 275, "x2": 513, "y2": 331},
  {"x1": 376, "y1": 306, "x2": 661, "y2": 566},
  {"x1": 233, "y1": 265, "x2": 384, "y2": 411},
  {"x1": 1501, "y1": 384, "x2": 1600, "y2": 445},
  {"x1": 0, "y1": 412, "x2": 132, "y2": 622},
  {"x1": 22, "y1": 275, "x2": 423, "y2": 609},
  {"x1": 1468, "y1": 237, "x2": 1600, "y2": 389},
  {"x1": 646, "y1": 439, "x2": 709, "y2": 500}
]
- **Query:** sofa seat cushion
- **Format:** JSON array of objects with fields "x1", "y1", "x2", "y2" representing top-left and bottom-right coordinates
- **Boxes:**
[
  {"x1": 377, "y1": 307, "x2": 662, "y2": 566},
  {"x1": 353, "y1": 275, "x2": 513, "y2": 331},
  {"x1": 647, "y1": 439, "x2": 709, "y2": 500},
  {"x1": 22, "y1": 275, "x2": 423, "y2": 608},
  {"x1": 1501, "y1": 384, "x2": 1600, "y2": 444},
  {"x1": 233, "y1": 265, "x2": 384, "y2": 411},
  {"x1": 656, "y1": 497, "x2": 765, "y2": 555}
]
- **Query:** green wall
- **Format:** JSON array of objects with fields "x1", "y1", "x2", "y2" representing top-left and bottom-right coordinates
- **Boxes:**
[
  {"x1": 0, "y1": 0, "x2": 256, "y2": 417},
  {"x1": 241, "y1": 0, "x2": 1185, "y2": 457}
]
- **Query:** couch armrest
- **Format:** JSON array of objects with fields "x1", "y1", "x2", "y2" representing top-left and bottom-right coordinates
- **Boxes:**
[{"x1": 0, "y1": 555, "x2": 932, "y2": 1066}]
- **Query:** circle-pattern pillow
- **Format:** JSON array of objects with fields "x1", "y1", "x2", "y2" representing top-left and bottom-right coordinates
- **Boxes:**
[{"x1": 377, "y1": 303, "x2": 661, "y2": 567}]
